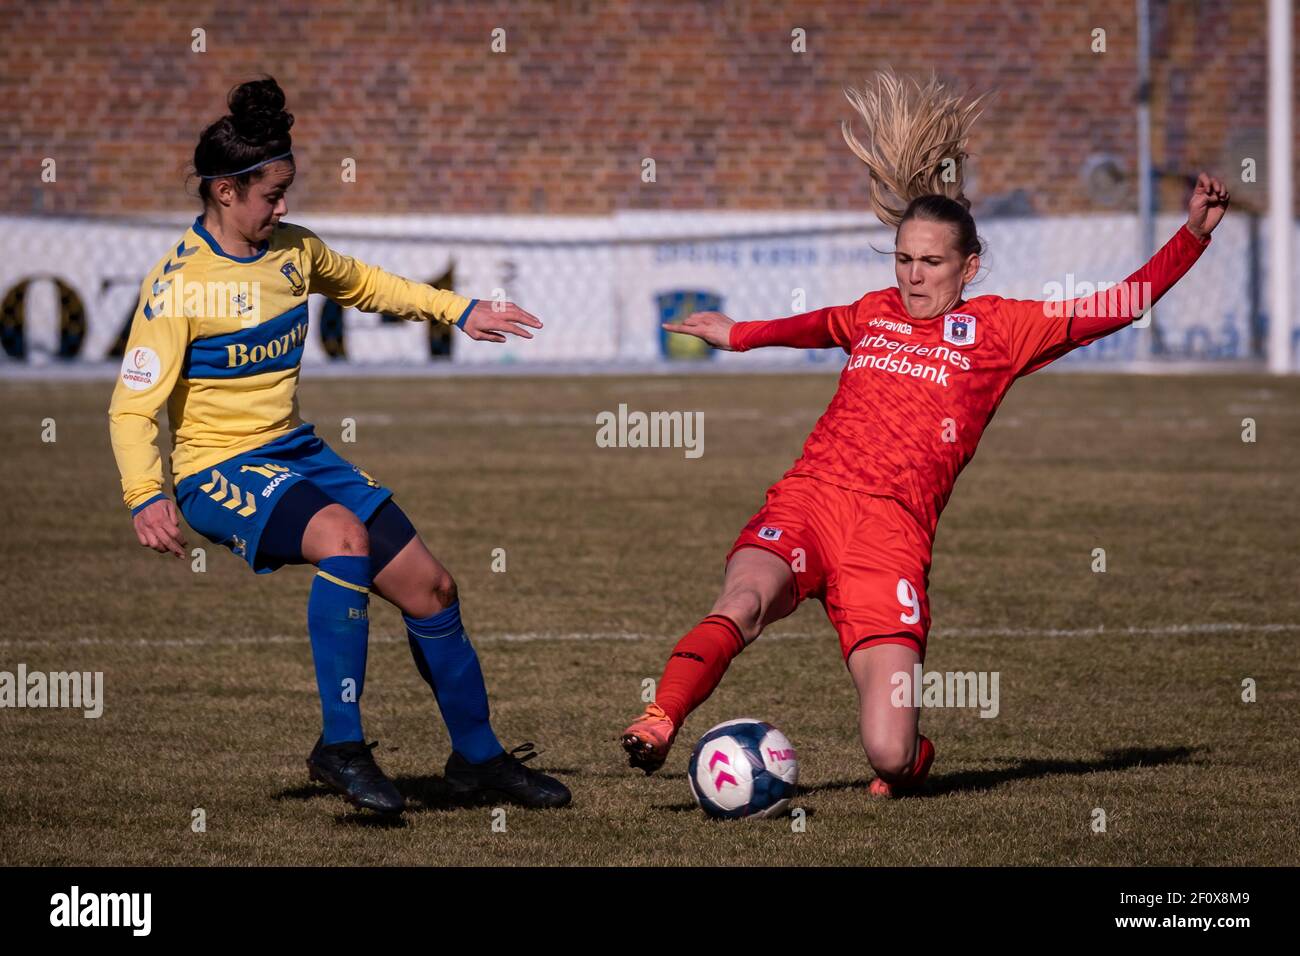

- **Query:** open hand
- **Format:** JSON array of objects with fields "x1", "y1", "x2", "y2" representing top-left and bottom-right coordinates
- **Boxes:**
[
  {"x1": 460, "y1": 300, "x2": 543, "y2": 343},
  {"x1": 661, "y1": 311, "x2": 736, "y2": 351}
]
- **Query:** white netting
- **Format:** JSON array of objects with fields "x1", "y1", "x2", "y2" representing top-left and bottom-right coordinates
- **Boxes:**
[{"x1": 0, "y1": 210, "x2": 1290, "y2": 372}]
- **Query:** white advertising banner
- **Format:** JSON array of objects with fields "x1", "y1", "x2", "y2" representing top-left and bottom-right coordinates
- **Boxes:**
[{"x1": 0, "y1": 210, "x2": 1277, "y2": 371}]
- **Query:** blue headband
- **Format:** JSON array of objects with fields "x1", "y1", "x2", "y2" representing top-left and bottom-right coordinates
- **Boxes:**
[{"x1": 199, "y1": 151, "x2": 294, "y2": 180}]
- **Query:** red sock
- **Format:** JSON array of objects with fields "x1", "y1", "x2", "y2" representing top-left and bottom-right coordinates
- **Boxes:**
[{"x1": 654, "y1": 615, "x2": 746, "y2": 728}]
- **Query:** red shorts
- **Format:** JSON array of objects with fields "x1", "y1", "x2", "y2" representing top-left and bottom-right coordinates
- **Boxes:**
[{"x1": 726, "y1": 475, "x2": 934, "y2": 662}]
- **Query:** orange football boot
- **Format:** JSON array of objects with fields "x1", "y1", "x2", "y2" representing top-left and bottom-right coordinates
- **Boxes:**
[
  {"x1": 868, "y1": 734, "x2": 935, "y2": 798},
  {"x1": 620, "y1": 703, "x2": 678, "y2": 774}
]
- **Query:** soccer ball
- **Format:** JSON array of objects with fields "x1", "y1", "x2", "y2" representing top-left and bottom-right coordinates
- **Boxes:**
[{"x1": 688, "y1": 719, "x2": 799, "y2": 819}]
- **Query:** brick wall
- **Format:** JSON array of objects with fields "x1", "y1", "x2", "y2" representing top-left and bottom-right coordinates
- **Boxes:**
[{"x1": 0, "y1": 0, "x2": 1291, "y2": 217}]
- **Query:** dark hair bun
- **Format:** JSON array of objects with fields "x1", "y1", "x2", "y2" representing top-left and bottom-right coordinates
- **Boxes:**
[
  {"x1": 191, "y1": 75, "x2": 294, "y2": 197},
  {"x1": 227, "y1": 76, "x2": 294, "y2": 143}
]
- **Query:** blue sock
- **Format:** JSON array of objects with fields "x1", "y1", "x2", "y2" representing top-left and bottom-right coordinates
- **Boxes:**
[
  {"x1": 405, "y1": 601, "x2": 504, "y2": 764},
  {"x1": 308, "y1": 555, "x2": 371, "y2": 745}
]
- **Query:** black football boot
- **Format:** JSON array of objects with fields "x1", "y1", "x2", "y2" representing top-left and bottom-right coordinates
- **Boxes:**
[
  {"x1": 306, "y1": 737, "x2": 406, "y2": 815},
  {"x1": 443, "y1": 742, "x2": 571, "y2": 809}
]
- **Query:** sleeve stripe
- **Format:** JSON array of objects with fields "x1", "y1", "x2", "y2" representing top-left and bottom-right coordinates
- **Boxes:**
[
  {"x1": 455, "y1": 298, "x2": 479, "y2": 329},
  {"x1": 129, "y1": 493, "x2": 167, "y2": 516}
]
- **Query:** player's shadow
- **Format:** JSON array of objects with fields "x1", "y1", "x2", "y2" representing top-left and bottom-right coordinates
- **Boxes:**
[
  {"x1": 276, "y1": 763, "x2": 582, "y2": 815},
  {"x1": 389, "y1": 771, "x2": 579, "y2": 812},
  {"x1": 585, "y1": 769, "x2": 689, "y2": 781},
  {"x1": 274, "y1": 782, "x2": 409, "y2": 828},
  {"x1": 802, "y1": 744, "x2": 1202, "y2": 798},
  {"x1": 391, "y1": 773, "x2": 474, "y2": 811},
  {"x1": 653, "y1": 800, "x2": 819, "y2": 819}
]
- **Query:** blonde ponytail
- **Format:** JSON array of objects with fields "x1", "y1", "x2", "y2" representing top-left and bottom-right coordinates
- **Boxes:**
[{"x1": 841, "y1": 69, "x2": 987, "y2": 228}]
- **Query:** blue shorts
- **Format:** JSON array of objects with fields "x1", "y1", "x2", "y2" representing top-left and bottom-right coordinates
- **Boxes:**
[{"x1": 176, "y1": 423, "x2": 392, "y2": 574}]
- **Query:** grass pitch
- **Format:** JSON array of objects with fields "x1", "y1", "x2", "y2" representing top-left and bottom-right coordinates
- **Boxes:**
[{"x1": 1, "y1": 369, "x2": 1298, "y2": 866}]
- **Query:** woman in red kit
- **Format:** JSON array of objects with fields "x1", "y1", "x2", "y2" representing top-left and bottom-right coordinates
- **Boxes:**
[{"x1": 620, "y1": 70, "x2": 1230, "y2": 797}]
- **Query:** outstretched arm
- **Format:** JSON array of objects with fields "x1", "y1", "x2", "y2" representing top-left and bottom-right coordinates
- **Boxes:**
[
  {"x1": 1008, "y1": 172, "x2": 1230, "y2": 375},
  {"x1": 663, "y1": 300, "x2": 861, "y2": 354},
  {"x1": 300, "y1": 228, "x2": 542, "y2": 343}
]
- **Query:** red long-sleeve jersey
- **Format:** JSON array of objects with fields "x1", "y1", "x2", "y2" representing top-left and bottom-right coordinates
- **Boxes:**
[{"x1": 729, "y1": 224, "x2": 1212, "y2": 538}]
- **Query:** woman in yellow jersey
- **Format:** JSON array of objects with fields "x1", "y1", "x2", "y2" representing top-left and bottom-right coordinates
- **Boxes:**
[{"x1": 109, "y1": 77, "x2": 569, "y2": 814}]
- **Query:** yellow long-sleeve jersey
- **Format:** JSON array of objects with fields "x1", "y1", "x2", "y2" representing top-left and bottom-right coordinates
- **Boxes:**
[{"x1": 108, "y1": 216, "x2": 475, "y2": 512}]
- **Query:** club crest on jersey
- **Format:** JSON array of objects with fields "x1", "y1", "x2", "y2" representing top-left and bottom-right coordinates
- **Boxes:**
[
  {"x1": 758, "y1": 526, "x2": 783, "y2": 541},
  {"x1": 943, "y1": 313, "x2": 977, "y2": 347},
  {"x1": 281, "y1": 260, "x2": 306, "y2": 296}
]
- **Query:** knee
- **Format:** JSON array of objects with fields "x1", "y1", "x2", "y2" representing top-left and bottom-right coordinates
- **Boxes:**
[
  {"x1": 712, "y1": 587, "x2": 765, "y2": 641},
  {"x1": 302, "y1": 504, "x2": 371, "y2": 564},
  {"x1": 402, "y1": 567, "x2": 458, "y2": 619},
  {"x1": 864, "y1": 736, "x2": 916, "y2": 781},
  {"x1": 332, "y1": 515, "x2": 370, "y2": 557},
  {"x1": 429, "y1": 568, "x2": 458, "y2": 611}
]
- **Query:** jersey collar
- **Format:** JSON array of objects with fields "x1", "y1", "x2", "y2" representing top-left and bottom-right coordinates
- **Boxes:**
[{"x1": 192, "y1": 215, "x2": 272, "y2": 263}]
